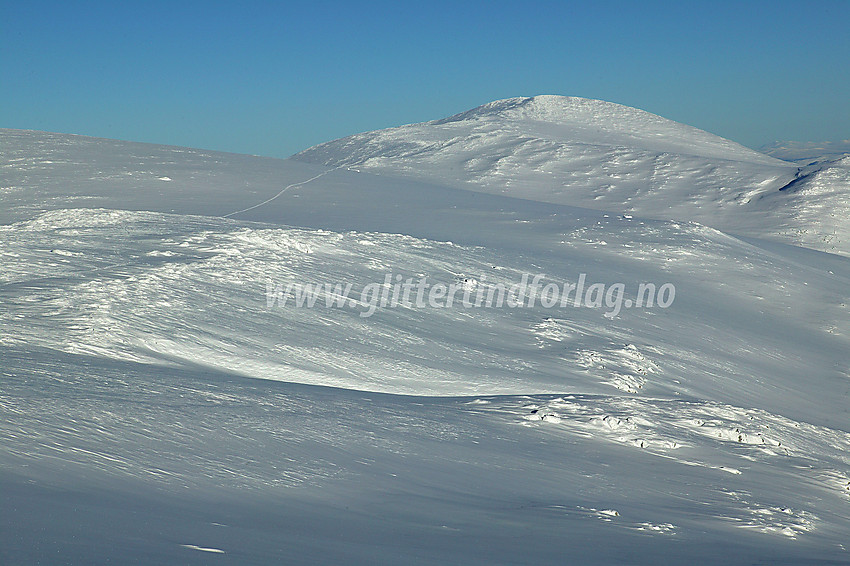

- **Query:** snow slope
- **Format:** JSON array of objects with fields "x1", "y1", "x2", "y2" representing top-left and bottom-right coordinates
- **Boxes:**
[
  {"x1": 295, "y1": 95, "x2": 850, "y2": 256},
  {"x1": 2, "y1": 121, "x2": 850, "y2": 565}
]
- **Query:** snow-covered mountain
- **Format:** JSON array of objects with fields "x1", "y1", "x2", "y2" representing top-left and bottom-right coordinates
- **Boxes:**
[
  {"x1": 761, "y1": 139, "x2": 850, "y2": 162},
  {"x1": 2, "y1": 99, "x2": 850, "y2": 565},
  {"x1": 295, "y1": 95, "x2": 850, "y2": 256}
]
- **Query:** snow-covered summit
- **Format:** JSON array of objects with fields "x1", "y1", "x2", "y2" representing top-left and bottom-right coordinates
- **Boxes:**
[
  {"x1": 432, "y1": 95, "x2": 778, "y2": 163},
  {"x1": 297, "y1": 95, "x2": 781, "y2": 168},
  {"x1": 294, "y1": 96, "x2": 849, "y2": 256},
  {"x1": 292, "y1": 94, "x2": 792, "y2": 211}
]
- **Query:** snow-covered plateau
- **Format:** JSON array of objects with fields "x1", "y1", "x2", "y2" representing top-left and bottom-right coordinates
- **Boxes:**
[{"x1": 2, "y1": 96, "x2": 849, "y2": 564}]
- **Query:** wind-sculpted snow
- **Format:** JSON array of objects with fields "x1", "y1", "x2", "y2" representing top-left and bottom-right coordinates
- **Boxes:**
[{"x1": 2, "y1": 207, "x2": 848, "y2": 426}]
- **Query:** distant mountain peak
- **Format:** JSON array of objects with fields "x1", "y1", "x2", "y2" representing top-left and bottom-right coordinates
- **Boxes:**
[
  {"x1": 759, "y1": 139, "x2": 850, "y2": 162},
  {"x1": 293, "y1": 95, "x2": 784, "y2": 181},
  {"x1": 291, "y1": 96, "x2": 850, "y2": 256}
]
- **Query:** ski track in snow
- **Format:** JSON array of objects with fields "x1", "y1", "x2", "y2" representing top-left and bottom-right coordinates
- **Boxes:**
[{"x1": 221, "y1": 165, "x2": 343, "y2": 218}]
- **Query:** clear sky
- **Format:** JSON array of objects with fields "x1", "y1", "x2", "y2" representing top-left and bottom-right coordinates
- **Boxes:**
[{"x1": 2, "y1": 0, "x2": 848, "y2": 158}]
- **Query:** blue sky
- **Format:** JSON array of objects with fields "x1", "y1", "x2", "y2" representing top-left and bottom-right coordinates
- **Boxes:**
[{"x1": 2, "y1": 1, "x2": 848, "y2": 158}]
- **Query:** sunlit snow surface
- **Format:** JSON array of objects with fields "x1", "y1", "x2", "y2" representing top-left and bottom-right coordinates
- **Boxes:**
[{"x1": 2, "y1": 104, "x2": 850, "y2": 565}]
